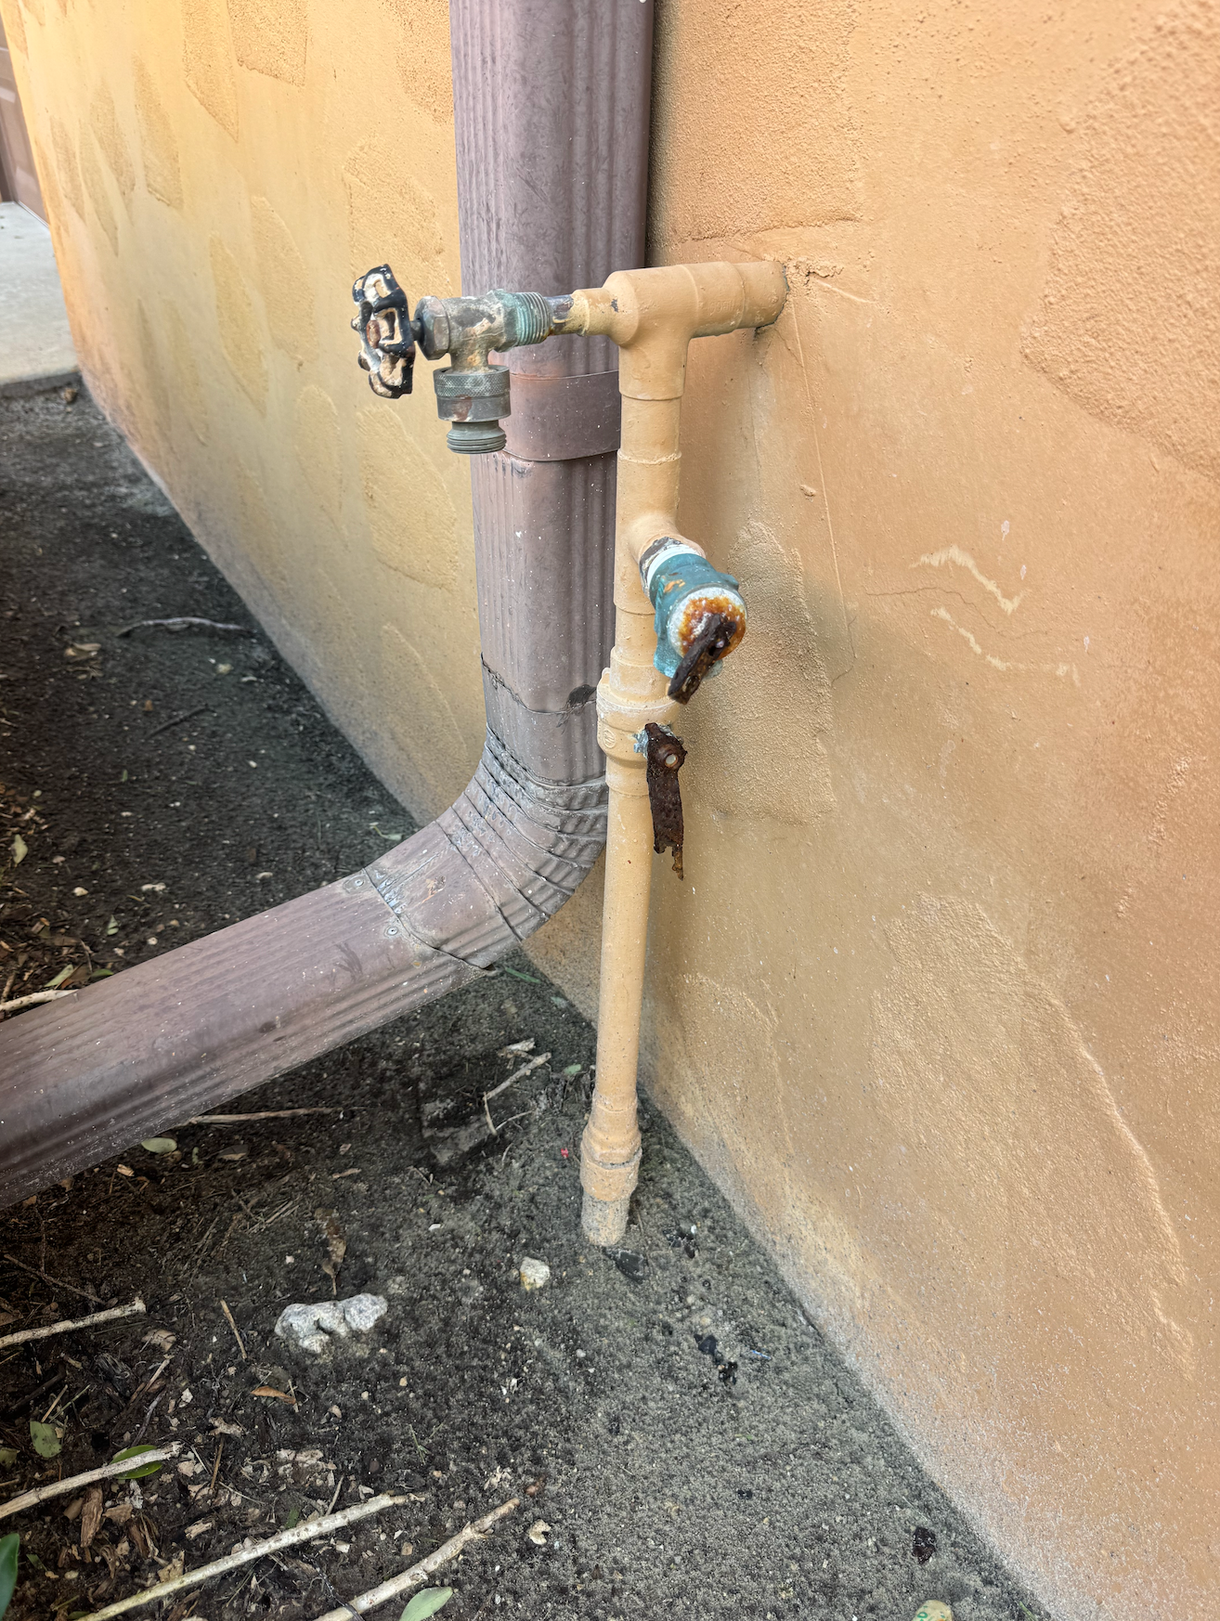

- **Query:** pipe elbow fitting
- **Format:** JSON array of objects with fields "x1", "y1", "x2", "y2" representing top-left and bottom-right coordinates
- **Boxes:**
[{"x1": 639, "y1": 535, "x2": 746, "y2": 697}]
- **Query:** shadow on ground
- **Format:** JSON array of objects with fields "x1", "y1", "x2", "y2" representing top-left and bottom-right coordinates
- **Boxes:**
[{"x1": 0, "y1": 389, "x2": 1045, "y2": 1620}]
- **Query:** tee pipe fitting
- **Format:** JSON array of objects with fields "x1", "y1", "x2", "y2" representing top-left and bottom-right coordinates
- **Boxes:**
[{"x1": 553, "y1": 261, "x2": 787, "y2": 1243}]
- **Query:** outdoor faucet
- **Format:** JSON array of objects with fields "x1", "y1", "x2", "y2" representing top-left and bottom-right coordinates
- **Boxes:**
[
  {"x1": 351, "y1": 266, "x2": 570, "y2": 455},
  {"x1": 352, "y1": 258, "x2": 787, "y2": 1246}
]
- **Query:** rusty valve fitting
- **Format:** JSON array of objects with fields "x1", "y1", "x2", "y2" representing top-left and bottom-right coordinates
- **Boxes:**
[
  {"x1": 351, "y1": 269, "x2": 572, "y2": 455},
  {"x1": 638, "y1": 536, "x2": 747, "y2": 703}
]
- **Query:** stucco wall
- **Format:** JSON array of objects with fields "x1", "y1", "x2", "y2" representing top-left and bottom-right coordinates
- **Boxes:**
[
  {"x1": 5, "y1": 2, "x2": 1218, "y2": 1617},
  {"x1": 2, "y1": 0, "x2": 483, "y2": 824}
]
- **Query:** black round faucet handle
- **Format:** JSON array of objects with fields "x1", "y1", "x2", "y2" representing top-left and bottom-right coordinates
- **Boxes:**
[{"x1": 350, "y1": 265, "x2": 416, "y2": 399}]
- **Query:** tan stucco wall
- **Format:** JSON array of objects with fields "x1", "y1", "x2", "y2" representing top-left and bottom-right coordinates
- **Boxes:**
[
  {"x1": 3, "y1": 0, "x2": 483, "y2": 824},
  {"x1": 6, "y1": 2, "x2": 1218, "y2": 1616}
]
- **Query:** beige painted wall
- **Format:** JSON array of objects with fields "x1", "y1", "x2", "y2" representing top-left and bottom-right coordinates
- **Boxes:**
[
  {"x1": 6, "y1": 2, "x2": 1218, "y2": 1616},
  {"x1": 2, "y1": 0, "x2": 483, "y2": 825}
]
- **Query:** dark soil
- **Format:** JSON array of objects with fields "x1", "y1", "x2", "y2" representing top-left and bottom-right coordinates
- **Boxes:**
[{"x1": 0, "y1": 388, "x2": 1046, "y2": 1620}]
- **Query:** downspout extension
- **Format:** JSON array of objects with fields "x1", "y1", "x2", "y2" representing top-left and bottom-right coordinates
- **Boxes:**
[{"x1": 0, "y1": 745, "x2": 606, "y2": 1205}]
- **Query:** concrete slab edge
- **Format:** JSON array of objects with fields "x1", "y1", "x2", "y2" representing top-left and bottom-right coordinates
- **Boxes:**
[{"x1": 0, "y1": 368, "x2": 81, "y2": 400}]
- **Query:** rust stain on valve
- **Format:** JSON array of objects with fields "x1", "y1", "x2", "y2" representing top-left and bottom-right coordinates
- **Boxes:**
[
  {"x1": 644, "y1": 722, "x2": 687, "y2": 879},
  {"x1": 673, "y1": 592, "x2": 746, "y2": 661}
]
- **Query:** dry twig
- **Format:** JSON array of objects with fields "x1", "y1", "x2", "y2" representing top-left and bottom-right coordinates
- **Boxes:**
[
  {"x1": 309, "y1": 1498, "x2": 520, "y2": 1620},
  {"x1": 77, "y1": 1491, "x2": 406, "y2": 1617},
  {"x1": 483, "y1": 1052, "x2": 550, "y2": 1134},
  {"x1": 149, "y1": 704, "x2": 209, "y2": 737},
  {"x1": 0, "y1": 1296, "x2": 145, "y2": 1352},
  {"x1": 219, "y1": 1298, "x2": 247, "y2": 1360},
  {"x1": 1, "y1": 1251, "x2": 100, "y2": 1304},
  {"x1": 0, "y1": 988, "x2": 78, "y2": 1015},
  {"x1": 485, "y1": 1052, "x2": 550, "y2": 1105},
  {"x1": 116, "y1": 617, "x2": 249, "y2": 637},
  {"x1": 187, "y1": 1108, "x2": 339, "y2": 1123},
  {"x1": 0, "y1": 1444, "x2": 179, "y2": 1520}
]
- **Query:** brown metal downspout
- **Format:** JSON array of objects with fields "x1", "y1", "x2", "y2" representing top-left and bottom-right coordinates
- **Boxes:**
[{"x1": 0, "y1": 1, "x2": 654, "y2": 1207}]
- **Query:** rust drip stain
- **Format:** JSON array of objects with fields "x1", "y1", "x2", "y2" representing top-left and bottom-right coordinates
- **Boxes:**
[{"x1": 644, "y1": 722, "x2": 687, "y2": 879}]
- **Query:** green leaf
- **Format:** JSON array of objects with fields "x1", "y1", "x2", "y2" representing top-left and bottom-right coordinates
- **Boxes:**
[
  {"x1": 500, "y1": 965, "x2": 540, "y2": 984},
  {"x1": 283, "y1": 1506, "x2": 300, "y2": 1530},
  {"x1": 400, "y1": 1590, "x2": 453, "y2": 1621},
  {"x1": 0, "y1": 1448, "x2": 17, "y2": 1467},
  {"x1": 0, "y1": 1532, "x2": 17, "y2": 1621},
  {"x1": 562, "y1": 1063, "x2": 582, "y2": 1077},
  {"x1": 90, "y1": 968, "x2": 114, "y2": 980},
  {"x1": 45, "y1": 966, "x2": 73, "y2": 989},
  {"x1": 140, "y1": 1137, "x2": 177, "y2": 1155},
  {"x1": 29, "y1": 1421, "x2": 61, "y2": 1459},
  {"x1": 120, "y1": 769, "x2": 128, "y2": 783},
  {"x1": 105, "y1": 916, "x2": 119, "y2": 936},
  {"x1": 9, "y1": 835, "x2": 26, "y2": 866},
  {"x1": 111, "y1": 1444, "x2": 162, "y2": 1480}
]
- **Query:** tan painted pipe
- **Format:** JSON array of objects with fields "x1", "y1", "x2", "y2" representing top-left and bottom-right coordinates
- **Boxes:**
[{"x1": 556, "y1": 262, "x2": 788, "y2": 1244}]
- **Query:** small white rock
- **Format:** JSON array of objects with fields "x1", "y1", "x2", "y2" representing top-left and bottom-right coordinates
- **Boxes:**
[
  {"x1": 342, "y1": 1294, "x2": 389, "y2": 1333},
  {"x1": 519, "y1": 1258, "x2": 551, "y2": 1291},
  {"x1": 274, "y1": 1294, "x2": 388, "y2": 1354}
]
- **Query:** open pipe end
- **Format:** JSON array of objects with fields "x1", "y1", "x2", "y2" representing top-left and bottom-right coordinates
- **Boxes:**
[{"x1": 581, "y1": 1191, "x2": 633, "y2": 1247}]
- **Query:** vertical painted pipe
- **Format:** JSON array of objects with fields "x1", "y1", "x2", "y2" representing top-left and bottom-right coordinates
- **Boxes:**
[
  {"x1": 450, "y1": 0, "x2": 654, "y2": 786},
  {"x1": 558, "y1": 264, "x2": 789, "y2": 1244}
]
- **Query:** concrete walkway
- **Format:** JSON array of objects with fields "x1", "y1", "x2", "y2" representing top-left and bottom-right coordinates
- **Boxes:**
[{"x1": 0, "y1": 200, "x2": 77, "y2": 395}]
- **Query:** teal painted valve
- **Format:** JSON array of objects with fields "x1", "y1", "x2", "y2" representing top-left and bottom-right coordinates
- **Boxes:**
[{"x1": 639, "y1": 537, "x2": 747, "y2": 704}]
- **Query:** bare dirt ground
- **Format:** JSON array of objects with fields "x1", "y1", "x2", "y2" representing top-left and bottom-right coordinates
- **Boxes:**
[{"x1": 0, "y1": 387, "x2": 1046, "y2": 1621}]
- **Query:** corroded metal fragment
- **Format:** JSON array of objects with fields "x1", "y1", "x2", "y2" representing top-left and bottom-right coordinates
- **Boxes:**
[{"x1": 644, "y1": 722, "x2": 687, "y2": 878}]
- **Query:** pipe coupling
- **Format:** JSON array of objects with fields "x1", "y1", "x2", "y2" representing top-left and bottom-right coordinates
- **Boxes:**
[
  {"x1": 595, "y1": 666, "x2": 679, "y2": 766},
  {"x1": 639, "y1": 537, "x2": 746, "y2": 703}
]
